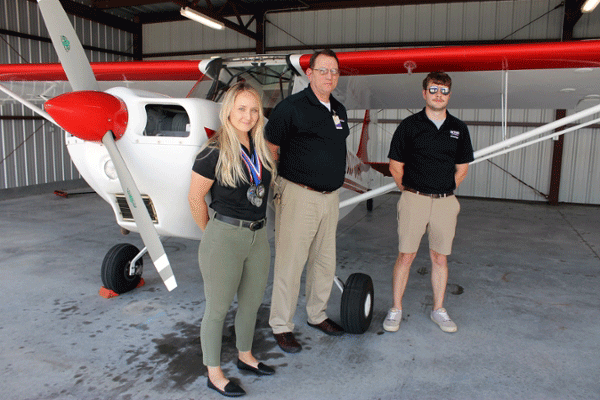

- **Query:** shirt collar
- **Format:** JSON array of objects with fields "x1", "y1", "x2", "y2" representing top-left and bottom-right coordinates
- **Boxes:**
[
  {"x1": 305, "y1": 85, "x2": 339, "y2": 110},
  {"x1": 417, "y1": 107, "x2": 455, "y2": 123}
]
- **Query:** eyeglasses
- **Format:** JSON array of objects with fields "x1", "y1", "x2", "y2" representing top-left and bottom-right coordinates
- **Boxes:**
[
  {"x1": 312, "y1": 67, "x2": 340, "y2": 76},
  {"x1": 428, "y1": 86, "x2": 450, "y2": 95}
]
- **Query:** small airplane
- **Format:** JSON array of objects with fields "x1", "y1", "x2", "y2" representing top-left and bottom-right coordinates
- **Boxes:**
[{"x1": 2, "y1": 0, "x2": 600, "y2": 334}]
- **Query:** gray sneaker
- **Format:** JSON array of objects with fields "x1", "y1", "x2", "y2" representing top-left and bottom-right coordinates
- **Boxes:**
[
  {"x1": 430, "y1": 308, "x2": 457, "y2": 333},
  {"x1": 383, "y1": 308, "x2": 402, "y2": 332}
]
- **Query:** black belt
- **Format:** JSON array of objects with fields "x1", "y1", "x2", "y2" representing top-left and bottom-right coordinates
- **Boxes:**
[
  {"x1": 296, "y1": 183, "x2": 333, "y2": 194},
  {"x1": 214, "y1": 213, "x2": 266, "y2": 231},
  {"x1": 404, "y1": 187, "x2": 454, "y2": 199}
]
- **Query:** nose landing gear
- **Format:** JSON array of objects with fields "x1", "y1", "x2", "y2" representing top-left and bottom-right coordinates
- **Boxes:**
[{"x1": 101, "y1": 243, "x2": 144, "y2": 294}]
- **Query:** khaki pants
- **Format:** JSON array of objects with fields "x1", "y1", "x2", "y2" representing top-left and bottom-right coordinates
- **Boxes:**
[{"x1": 269, "y1": 177, "x2": 340, "y2": 334}]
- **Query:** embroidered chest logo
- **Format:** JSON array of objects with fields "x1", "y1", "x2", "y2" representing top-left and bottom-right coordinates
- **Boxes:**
[{"x1": 449, "y1": 130, "x2": 460, "y2": 139}]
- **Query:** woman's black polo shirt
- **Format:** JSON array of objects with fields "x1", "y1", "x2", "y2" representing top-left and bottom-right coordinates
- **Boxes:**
[
  {"x1": 265, "y1": 86, "x2": 350, "y2": 192},
  {"x1": 192, "y1": 144, "x2": 271, "y2": 221},
  {"x1": 388, "y1": 108, "x2": 474, "y2": 194}
]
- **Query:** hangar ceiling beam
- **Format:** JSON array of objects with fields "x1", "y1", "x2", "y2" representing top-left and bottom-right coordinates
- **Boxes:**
[
  {"x1": 90, "y1": 0, "x2": 168, "y2": 8},
  {"x1": 169, "y1": 0, "x2": 258, "y2": 40}
]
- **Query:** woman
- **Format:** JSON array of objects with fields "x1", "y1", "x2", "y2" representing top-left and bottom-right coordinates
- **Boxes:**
[{"x1": 188, "y1": 82, "x2": 277, "y2": 397}]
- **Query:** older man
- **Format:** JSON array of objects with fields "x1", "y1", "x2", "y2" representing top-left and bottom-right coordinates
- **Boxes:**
[{"x1": 266, "y1": 49, "x2": 349, "y2": 353}]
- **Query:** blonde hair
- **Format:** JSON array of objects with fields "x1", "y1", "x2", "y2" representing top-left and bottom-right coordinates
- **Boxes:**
[{"x1": 204, "y1": 82, "x2": 276, "y2": 188}]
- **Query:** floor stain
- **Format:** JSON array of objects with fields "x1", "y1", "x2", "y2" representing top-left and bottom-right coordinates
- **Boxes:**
[
  {"x1": 144, "y1": 303, "x2": 283, "y2": 391},
  {"x1": 448, "y1": 283, "x2": 464, "y2": 295}
]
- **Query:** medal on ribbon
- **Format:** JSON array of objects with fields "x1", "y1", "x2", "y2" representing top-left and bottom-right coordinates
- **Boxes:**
[{"x1": 240, "y1": 146, "x2": 264, "y2": 207}]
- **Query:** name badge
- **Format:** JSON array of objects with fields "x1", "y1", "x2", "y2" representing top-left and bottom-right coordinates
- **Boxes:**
[{"x1": 333, "y1": 114, "x2": 343, "y2": 129}]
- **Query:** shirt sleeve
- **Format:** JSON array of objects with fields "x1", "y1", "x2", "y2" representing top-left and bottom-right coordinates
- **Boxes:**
[
  {"x1": 455, "y1": 123, "x2": 475, "y2": 164},
  {"x1": 387, "y1": 122, "x2": 407, "y2": 162},
  {"x1": 192, "y1": 147, "x2": 219, "y2": 180},
  {"x1": 265, "y1": 100, "x2": 293, "y2": 146}
]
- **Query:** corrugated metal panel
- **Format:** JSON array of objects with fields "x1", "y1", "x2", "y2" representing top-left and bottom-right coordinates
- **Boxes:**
[
  {"x1": 0, "y1": 107, "x2": 79, "y2": 190},
  {"x1": 264, "y1": 0, "x2": 566, "y2": 48},
  {"x1": 1, "y1": 0, "x2": 133, "y2": 191},
  {"x1": 143, "y1": 19, "x2": 254, "y2": 55},
  {"x1": 561, "y1": 126, "x2": 600, "y2": 204}
]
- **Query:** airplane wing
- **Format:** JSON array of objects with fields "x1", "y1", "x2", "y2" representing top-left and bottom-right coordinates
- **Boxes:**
[
  {"x1": 0, "y1": 61, "x2": 210, "y2": 102},
  {"x1": 0, "y1": 60, "x2": 206, "y2": 81},
  {"x1": 3, "y1": 40, "x2": 600, "y2": 109},
  {"x1": 294, "y1": 41, "x2": 600, "y2": 110}
]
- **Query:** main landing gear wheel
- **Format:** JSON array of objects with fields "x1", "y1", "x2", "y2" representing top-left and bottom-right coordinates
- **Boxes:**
[
  {"x1": 101, "y1": 243, "x2": 142, "y2": 294},
  {"x1": 340, "y1": 273, "x2": 374, "y2": 334}
]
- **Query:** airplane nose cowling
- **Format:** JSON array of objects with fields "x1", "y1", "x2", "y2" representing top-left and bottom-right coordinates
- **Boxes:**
[{"x1": 44, "y1": 91, "x2": 128, "y2": 142}]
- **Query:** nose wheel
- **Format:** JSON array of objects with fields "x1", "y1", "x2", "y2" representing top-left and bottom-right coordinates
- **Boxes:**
[
  {"x1": 338, "y1": 273, "x2": 374, "y2": 334},
  {"x1": 101, "y1": 243, "x2": 143, "y2": 294}
]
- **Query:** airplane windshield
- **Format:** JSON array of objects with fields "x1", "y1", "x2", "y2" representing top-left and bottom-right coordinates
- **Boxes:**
[{"x1": 187, "y1": 56, "x2": 298, "y2": 116}]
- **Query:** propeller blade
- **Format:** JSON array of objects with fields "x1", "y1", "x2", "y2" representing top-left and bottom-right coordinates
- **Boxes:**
[
  {"x1": 37, "y1": 0, "x2": 99, "y2": 92},
  {"x1": 101, "y1": 132, "x2": 177, "y2": 292}
]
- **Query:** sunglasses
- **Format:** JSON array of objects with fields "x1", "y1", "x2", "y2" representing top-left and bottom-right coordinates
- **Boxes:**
[
  {"x1": 312, "y1": 67, "x2": 340, "y2": 76},
  {"x1": 428, "y1": 86, "x2": 450, "y2": 95}
]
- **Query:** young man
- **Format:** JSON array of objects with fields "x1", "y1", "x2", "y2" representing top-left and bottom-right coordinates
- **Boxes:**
[
  {"x1": 266, "y1": 49, "x2": 349, "y2": 352},
  {"x1": 385, "y1": 71, "x2": 474, "y2": 333}
]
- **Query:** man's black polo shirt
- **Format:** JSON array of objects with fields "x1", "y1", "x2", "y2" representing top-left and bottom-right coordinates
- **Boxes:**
[
  {"x1": 388, "y1": 108, "x2": 474, "y2": 194},
  {"x1": 266, "y1": 86, "x2": 350, "y2": 192}
]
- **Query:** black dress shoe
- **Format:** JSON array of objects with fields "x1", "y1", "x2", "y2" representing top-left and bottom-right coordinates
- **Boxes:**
[
  {"x1": 207, "y1": 378, "x2": 246, "y2": 397},
  {"x1": 237, "y1": 359, "x2": 275, "y2": 375},
  {"x1": 273, "y1": 332, "x2": 302, "y2": 353},
  {"x1": 307, "y1": 318, "x2": 345, "y2": 336}
]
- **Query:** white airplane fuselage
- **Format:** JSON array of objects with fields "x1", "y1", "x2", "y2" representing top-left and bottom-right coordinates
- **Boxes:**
[
  {"x1": 66, "y1": 86, "x2": 220, "y2": 240},
  {"x1": 66, "y1": 86, "x2": 372, "y2": 241}
]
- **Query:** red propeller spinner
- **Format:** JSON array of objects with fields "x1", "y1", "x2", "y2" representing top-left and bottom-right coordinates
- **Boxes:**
[{"x1": 44, "y1": 91, "x2": 128, "y2": 142}]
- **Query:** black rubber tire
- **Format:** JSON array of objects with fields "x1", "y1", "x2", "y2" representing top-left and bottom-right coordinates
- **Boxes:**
[
  {"x1": 101, "y1": 243, "x2": 142, "y2": 294},
  {"x1": 340, "y1": 273, "x2": 374, "y2": 334}
]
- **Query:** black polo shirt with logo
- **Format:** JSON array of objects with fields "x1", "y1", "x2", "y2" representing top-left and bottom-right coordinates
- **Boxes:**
[
  {"x1": 266, "y1": 86, "x2": 350, "y2": 192},
  {"x1": 388, "y1": 108, "x2": 474, "y2": 194}
]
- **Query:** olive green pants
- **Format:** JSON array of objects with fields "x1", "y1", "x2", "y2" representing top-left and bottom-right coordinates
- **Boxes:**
[{"x1": 198, "y1": 217, "x2": 270, "y2": 367}]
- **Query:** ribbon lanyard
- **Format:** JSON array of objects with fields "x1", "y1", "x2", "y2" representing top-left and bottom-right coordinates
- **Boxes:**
[{"x1": 240, "y1": 147, "x2": 262, "y2": 186}]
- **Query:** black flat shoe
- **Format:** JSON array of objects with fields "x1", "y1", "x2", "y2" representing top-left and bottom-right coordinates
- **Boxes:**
[
  {"x1": 207, "y1": 378, "x2": 246, "y2": 397},
  {"x1": 237, "y1": 359, "x2": 275, "y2": 376}
]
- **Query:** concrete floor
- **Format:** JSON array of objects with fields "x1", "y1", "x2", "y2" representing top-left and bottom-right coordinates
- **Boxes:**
[{"x1": 1, "y1": 189, "x2": 599, "y2": 400}]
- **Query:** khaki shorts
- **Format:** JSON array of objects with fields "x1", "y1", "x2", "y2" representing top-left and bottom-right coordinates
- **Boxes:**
[{"x1": 397, "y1": 190, "x2": 460, "y2": 255}]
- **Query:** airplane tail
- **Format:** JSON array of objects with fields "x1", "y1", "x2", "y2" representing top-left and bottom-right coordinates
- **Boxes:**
[{"x1": 357, "y1": 109, "x2": 391, "y2": 177}]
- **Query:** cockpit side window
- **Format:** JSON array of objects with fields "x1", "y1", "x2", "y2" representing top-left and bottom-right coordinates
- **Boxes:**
[{"x1": 144, "y1": 105, "x2": 190, "y2": 137}]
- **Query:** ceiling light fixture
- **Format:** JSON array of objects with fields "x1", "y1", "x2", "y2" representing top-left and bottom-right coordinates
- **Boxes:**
[
  {"x1": 582, "y1": 0, "x2": 600, "y2": 13},
  {"x1": 180, "y1": 7, "x2": 225, "y2": 30}
]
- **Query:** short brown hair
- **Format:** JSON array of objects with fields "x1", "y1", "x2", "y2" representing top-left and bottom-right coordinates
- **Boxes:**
[
  {"x1": 309, "y1": 49, "x2": 339, "y2": 69},
  {"x1": 423, "y1": 71, "x2": 452, "y2": 91}
]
